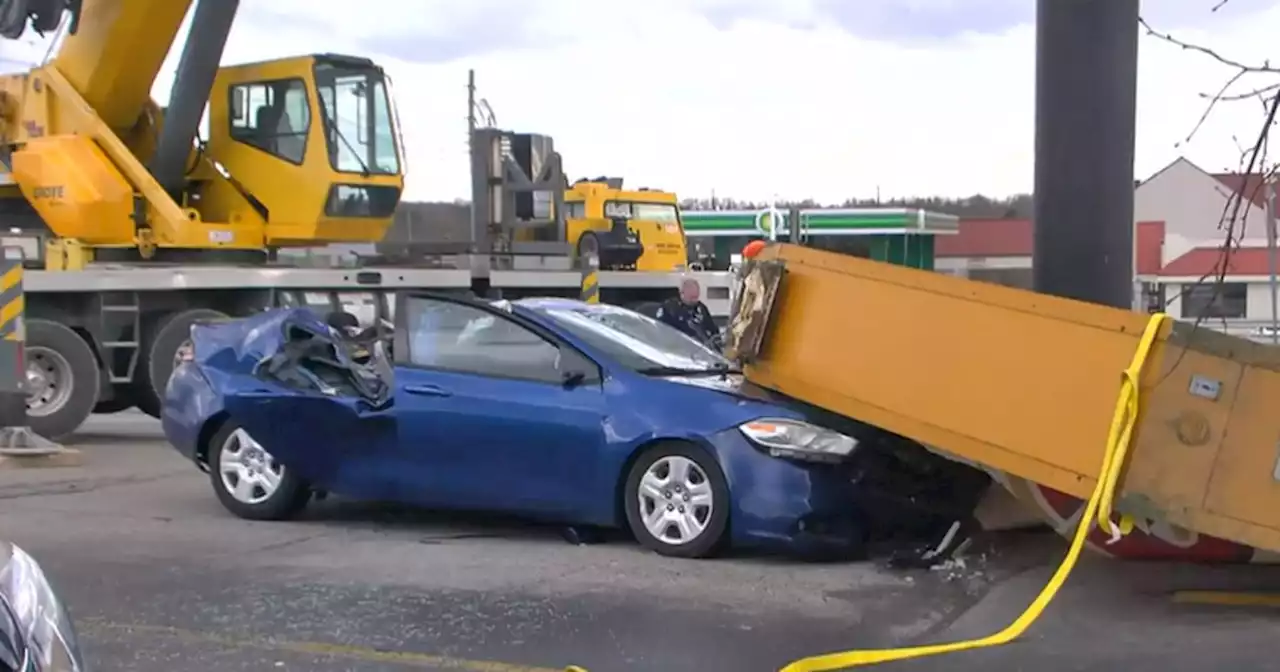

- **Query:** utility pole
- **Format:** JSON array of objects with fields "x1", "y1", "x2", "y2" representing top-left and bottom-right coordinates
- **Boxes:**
[
  {"x1": 1032, "y1": 0, "x2": 1139, "y2": 309},
  {"x1": 1267, "y1": 177, "x2": 1278, "y2": 343},
  {"x1": 467, "y1": 69, "x2": 477, "y2": 142}
]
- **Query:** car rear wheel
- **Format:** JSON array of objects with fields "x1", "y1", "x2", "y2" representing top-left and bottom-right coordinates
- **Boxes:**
[
  {"x1": 624, "y1": 442, "x2": 729, "y2": 558},
  {"x1": 208, "y1": 421, "x2": 310, "y2": 521}
]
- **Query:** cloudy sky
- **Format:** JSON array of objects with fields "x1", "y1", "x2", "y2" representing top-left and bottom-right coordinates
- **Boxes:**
[{"x1": 3, "y1": 0, "x2": 1279, "y2": 203}]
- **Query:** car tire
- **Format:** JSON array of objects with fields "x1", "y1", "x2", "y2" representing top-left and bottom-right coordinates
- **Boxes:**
[
  {"x1": 134, "y1": 308, "x2": 228, "y2": 418},
  {"x1": 207, "y1": 420, "x2": 310, "y2": 521},
  {"x1": 623, "y1": 441, "x2": 730, "y2": 558},
  {"x1": 24, "y1": 319, "x2": 100, "y2": 441}
]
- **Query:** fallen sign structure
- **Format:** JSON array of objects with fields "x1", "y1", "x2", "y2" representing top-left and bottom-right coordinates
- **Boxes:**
[
  {"x1": 722, "y1": 243, "x2": 1280, "y2": 669},
  {"x1": 728, "y1": 243, "x2": 1280, "y2": 557},
  {"x1": 0, "y1": 256, "x2": 81, "y2": 470}
]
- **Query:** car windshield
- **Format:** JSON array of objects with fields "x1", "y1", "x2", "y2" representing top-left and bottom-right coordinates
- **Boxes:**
[{"x1": 537, "y1": 304, "x2": 730, "y2": 374}]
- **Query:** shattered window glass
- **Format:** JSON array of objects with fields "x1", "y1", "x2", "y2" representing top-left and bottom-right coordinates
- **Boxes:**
[{"x1": 336, "y1": 291, "x2": 378, "y2": 328}]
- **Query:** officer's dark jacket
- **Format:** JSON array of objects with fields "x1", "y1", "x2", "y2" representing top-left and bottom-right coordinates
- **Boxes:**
[{"x1": 655, "y1": 297, "x2": 719, "y2": 346}]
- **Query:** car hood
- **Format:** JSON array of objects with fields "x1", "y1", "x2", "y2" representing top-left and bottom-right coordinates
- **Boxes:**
[
  {"x1": 653, "y1": 371, "x2": 814, "y2": 428},
  {"x1": 0, "y1": 541, "x2": 86, "y2": 672},
  {"x1": 659, "y1": 372, "x2": 780, "y2": 404}
]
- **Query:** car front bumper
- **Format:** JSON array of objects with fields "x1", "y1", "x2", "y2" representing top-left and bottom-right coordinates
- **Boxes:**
[{"x1": 705, "y1": 428, "x2": 865, "y2": 555}]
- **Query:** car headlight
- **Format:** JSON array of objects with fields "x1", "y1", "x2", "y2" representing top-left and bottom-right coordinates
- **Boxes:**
[{"x1": 738, "y1": 418, "x2": 858, "y2": 463}]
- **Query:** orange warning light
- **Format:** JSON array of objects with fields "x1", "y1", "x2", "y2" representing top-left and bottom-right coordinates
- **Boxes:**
[{"x1": 742, "y1": 240, "x2": 767, "y2": 259}]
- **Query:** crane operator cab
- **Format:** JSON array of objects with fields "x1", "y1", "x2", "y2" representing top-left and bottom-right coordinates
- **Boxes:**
[
  {"x1": 0, "y1": 0, "x2": 407, "y2": 266},
  {"x1": 204, "y1": 54, "x2": 405, "y2": 249},
  {"x1": 562, "y1": 178, "x2": 689, "y2": 272}
]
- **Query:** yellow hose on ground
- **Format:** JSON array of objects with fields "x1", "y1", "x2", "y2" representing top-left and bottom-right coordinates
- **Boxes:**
[{"x1": 778, "y1": 311, "x2": 1169, "y2": 672}]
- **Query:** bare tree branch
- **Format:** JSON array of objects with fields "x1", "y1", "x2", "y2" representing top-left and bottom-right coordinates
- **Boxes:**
[
  {"x1": 1139, "y1": 8, "x2": 1280, "y2": 356},
  {"x1": 1139, "y1": 17, "x2": 1277, "y2": 73}
]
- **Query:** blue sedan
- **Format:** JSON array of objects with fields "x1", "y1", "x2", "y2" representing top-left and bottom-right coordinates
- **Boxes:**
[{"x1": 162, "y1": 294, "x2": 869, "y2": 558}]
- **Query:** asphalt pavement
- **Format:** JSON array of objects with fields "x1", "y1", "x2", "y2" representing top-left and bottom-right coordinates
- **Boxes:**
[{"x1": 1, "y1": 412, "x2": 1277, "y2": 672}]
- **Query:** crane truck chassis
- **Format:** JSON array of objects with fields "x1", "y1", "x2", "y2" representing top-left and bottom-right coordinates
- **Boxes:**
[{"x1": 11, "y1": 249, "x2": 731, "y2": 441}]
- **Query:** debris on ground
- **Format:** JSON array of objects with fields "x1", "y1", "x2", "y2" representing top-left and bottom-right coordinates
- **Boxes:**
[{"x1": 561, "y1": 525, "x2": 608, "y2": 545}]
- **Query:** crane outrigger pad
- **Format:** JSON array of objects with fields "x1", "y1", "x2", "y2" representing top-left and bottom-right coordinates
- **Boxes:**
[{"x1": 733, "y1": 243, "x2": 1280, "y2": 556}]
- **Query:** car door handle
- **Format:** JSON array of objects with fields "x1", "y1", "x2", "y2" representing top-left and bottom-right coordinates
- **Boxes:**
[{"x1": 403, "y1": 384, "x2": 452, "y2": 398}]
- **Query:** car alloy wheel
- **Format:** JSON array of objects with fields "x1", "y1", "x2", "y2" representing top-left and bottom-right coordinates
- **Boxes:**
[
  {"x1": 218, "y1": 428, "x2": 285, "y2": 505},
  {"x1": 637, "y1": 456, "x2": 714, "y2": 545},
  {"x1": 624, "y1": 442, "x2": 730, "y2": 558},
  {"x1": 206, "y1": 421, "x2": 311, "y2": 521}
]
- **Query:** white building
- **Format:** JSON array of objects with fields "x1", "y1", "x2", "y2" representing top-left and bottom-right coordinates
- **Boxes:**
[{"x1": 935, "y1": 158, "x2": 1280, "y2": 341}]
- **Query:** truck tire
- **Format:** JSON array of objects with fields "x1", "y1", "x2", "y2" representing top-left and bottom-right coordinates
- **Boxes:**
[
  {"x1": 575, "y1": 231, "x2": 603, "y2": 269},
  {"x1": 93, "y1": 390, "x2": 135, "y2": 414},
  {"x1": 134, "y1": 308, "x2": 228, "y2": 418},
  {"x1": 25, "y1": 319, "x2": 100, "y2": 441}
]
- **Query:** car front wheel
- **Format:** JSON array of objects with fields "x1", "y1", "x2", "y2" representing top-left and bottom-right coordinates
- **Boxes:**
[
  {"x1": 624, "y1": 442, "x2": 730, "y2": 558},
  {"x1": 208, "y1": 421, "x2": 310, "y2": 521}
]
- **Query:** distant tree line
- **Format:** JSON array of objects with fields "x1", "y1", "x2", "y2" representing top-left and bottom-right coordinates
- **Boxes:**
[{"x1": 677, "y1": 194, "x2": 1034, "y2": 219}]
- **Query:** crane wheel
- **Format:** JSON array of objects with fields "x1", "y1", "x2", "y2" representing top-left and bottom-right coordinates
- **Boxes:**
[
  {"x1": 93, "y1": 393, "x2": 136, "y2": 414},
  {"x1": 133, "y1": 308, "x2": 229, "y2": 419},
  {"x1": 24, "y1": 319, "x2": 101, "y2": 441},
  {"x1": 575, "y1": 232, "x2": 603, "y2": 269}
]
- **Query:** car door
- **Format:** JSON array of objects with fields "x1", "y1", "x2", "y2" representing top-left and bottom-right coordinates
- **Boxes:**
[
  {"x1": 389, "y1": 294, "x2": 609, "y2": 515},
  {"x1": 221, "y1": 387, "x2": 398, "y2": 500}
]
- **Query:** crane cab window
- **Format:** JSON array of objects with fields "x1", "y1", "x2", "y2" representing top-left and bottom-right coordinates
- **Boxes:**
[
  {"x1": 229, "y1": 78, "x2": 311, "y2": 164},
  {"x1": 315, "y1": 67, "x2": 401, "y2": 176},
  {"x1": 603, "y1": 201, "x2": 680, "y2": 223},
  {"x1": 562, "y1": 201, "x2": 586, "y2": 219}
]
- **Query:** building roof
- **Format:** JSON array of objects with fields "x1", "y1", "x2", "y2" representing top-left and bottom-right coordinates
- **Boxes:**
[
  {"x1": 934, "y1": 218, "x2": 1031, "y2": 257},
  {"x1": 1211, "y1": 173, "x2": 1272, "y2": 209},
  {"x1": 936, "y1": 218, "x2": 1166, "y2": 274},
  {"x1": 1158, "y1": 245, "x2": 1278, "y2": 277}
]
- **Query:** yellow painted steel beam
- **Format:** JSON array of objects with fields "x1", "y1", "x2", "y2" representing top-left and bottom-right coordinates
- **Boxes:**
[{"x1": 731, "y1": 243, "x2": 1280, "y2": 556}]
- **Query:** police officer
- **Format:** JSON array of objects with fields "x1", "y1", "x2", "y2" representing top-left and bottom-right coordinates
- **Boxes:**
[{"x1": 656, "y1": 278, "x2": 721, "y2": 349}]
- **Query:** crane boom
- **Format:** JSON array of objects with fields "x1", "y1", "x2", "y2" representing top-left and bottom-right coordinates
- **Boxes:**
[{"x1": 52, "y1": 0, "x2": 191, "y2": 131}]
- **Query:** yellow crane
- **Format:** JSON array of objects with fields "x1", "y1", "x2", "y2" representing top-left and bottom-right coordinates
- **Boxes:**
[
  {"x1": 561, "y1": 177, "x2": 689, "y2": 272},
  {"x1": 0, "y1": 0, "x2": 404, "y2": 269},
  {"x1": 0, "y1": 0, "x2": 466, "y2": 441}
]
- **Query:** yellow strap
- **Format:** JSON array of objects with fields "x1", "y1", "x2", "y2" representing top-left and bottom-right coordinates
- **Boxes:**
[{"x1": 779, "y1": 312, "x2": 1169, "y2": 672}]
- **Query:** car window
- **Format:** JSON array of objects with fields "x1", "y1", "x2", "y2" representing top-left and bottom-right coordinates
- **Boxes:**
[{"x1": 403, "y1": 297, "x2": 562, "y2": 382}]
